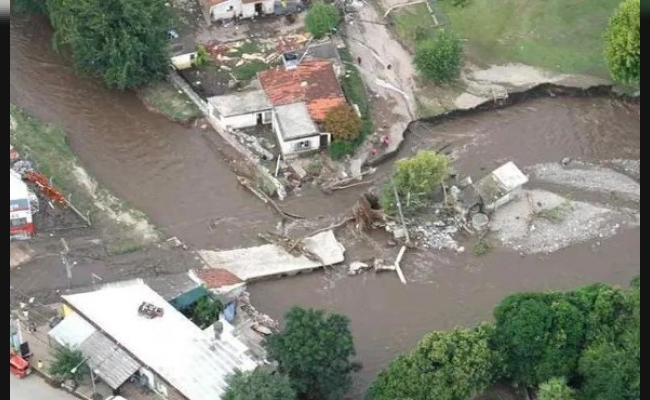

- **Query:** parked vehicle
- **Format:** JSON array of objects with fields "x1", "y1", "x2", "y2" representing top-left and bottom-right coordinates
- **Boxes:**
[{"x1": 10, "y1": 352, "x2": 31, "y2": 378}]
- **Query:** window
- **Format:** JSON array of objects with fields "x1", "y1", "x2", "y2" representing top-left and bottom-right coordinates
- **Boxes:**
[
  {"x1": 294, "y1": 140, "x2": 312, "y2": 151},
  {"x1": 190, "y1": 54, "x2": 196, "y2": 60},
  {"x1": 227, "y1": 5, "x2": 234, "y2": 11},
  {"x1": 10, "y1": 218, "x2": 28, "y2": 228}
]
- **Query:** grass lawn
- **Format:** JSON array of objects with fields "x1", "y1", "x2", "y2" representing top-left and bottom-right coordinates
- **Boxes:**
[
  {"x1": 232, "y1": 60, "x2": 271, "y2": 81},
  {"x1": 391, "y1": 3, "x2": 438, "y2": 52},
  {"x1": 437, "y1": 0, "x2": 620, "y2": 77},
  {"x1": 137, "y1": 81, "x2": 202, "y2": 122}
]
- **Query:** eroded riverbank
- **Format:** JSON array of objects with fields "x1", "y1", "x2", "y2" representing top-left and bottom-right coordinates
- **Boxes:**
[{"x1": 10, "y1": 13, "x2": 639, "y2": 398}]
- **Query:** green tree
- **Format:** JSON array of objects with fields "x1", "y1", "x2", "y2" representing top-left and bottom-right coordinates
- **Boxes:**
[
  {"x1": 367, "y1": 324, "x2": 499, "y2": 400},
  {"x1": 578, "y1": 327, "x2": 640, "y2": 400},
  {"x1": 603, "y1": 0, "x2": 640, "y2": 85},
  {"x1": 264, "y1": 307, "x2": 357, "y2": 400},
  {"x1": 493, "y1": 293, "x2": 586, "y2": 387},
  {"x1": 537, "y1": 377, "x2": 575, "y2": 400},
  {"x1": 49, "y1": 345, "x2": 88, "y2": 381},
  {"x1": 190, "y1": 296, "x2": 223, "y2": 329},
  {"x1": 380, "y1": 150, "x2": 450, "y2": 214},
  {"x1": 223, "y1": 370, "x2": 297, "y2": 400},
  {"x1": 324, "y1": 104, "x2": 362, "y2": 141},
  {"x1": 45, "y1": 0, "x2": 173, "y2": 90},
  {"x1": 305, "y1": 2, "x2": 341, "y2": 39},
  {"x1": 414, "y1": 29, "x2": 463, "y2": 83}
]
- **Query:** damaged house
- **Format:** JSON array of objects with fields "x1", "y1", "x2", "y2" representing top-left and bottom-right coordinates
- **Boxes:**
[
  {"x1": 459, "y1": 161, "x2": 529, "y2": 214},
  {"x1": 206, "y1": 0, "x2": 275, "y2": 22},
  {"x1": 206, "y1": 60, "x2": 346, "y2": 157}
]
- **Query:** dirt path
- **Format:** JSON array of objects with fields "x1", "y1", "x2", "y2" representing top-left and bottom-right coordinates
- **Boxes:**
[{"x1": 343, "y1": 4, "x2": 418, "y2": 175}]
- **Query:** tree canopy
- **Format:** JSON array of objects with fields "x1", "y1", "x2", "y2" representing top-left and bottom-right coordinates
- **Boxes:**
[
  {"x1": 324, "y1": 104, "x2": 362, "y2": 141},
  {"x1": 305, "y1": 2, "x2": 341, "y2": 39},
  {"x1": 44, "y1": 0, "x2": 173, "y2": 90},
  {"x1": 603, "y1": 0, "x2": 640, "y2": 85},
  {"x1": 367, "y1": 324, "x2": 499, "y2": 400},
  {"x1": 537, "y1": 377, "x2": 575, "y2": 400},
  {"x1": 223, "y1": 370, "x2": 297, "y2": 400},
  {"x1": 264, "y1": 307, "x2": 357, "y2": 400},
  {"x1": 414, "y1": 29, "x2": 463, "y2": 83},
  {"x1": 367, "y1": 276, "x2": 640, "y2": 399},
  {"x1": 49, "y1": 345, "x2": 88, "y2": 381},
  {"x1": 381, "y1": 150, "x2": 450, "y2": 214}
]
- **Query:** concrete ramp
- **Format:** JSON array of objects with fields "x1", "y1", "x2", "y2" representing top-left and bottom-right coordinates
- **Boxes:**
[{"x1": 199, "y1": 230, "x2": 345, "y2": 281}]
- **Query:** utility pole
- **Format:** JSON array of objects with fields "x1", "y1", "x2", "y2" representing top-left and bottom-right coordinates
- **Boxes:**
[{"x1": 60, "y1": 238, "x2": 77, "y2": 291}]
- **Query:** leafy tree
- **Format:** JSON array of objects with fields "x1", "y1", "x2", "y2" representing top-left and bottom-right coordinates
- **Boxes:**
[
  {"x1": 195, "y1": 45, "x2": 211, "y2": 67},
  {"x1": 414, "y1": 30, "x2": 463, "y2": 83},
  {"x1": 305, "y1": 2, "x2": 341, "y2": 39},
  {"x1": 603, "y1": 0, "x2": 640, "y2": 85},
  {"x1": 45, "y1": 0, "x2": 173, "y2": 90},
  {"x1": 190, "y1": 296, "x2": 223, "y2": 329},
  {"x1": 578, "y1": 327, "x2": 640, "y2": 400},
  {"x1": 324, "y1": 104, "x2": 362, "y2": 141},
  {"x1": 367, "y1": 324, "x2": 499, "y2": 400},
  {"x1": 537, "y1": 377, "x2": 575, "y2": 400},
  {"x1": 49, "y1": 345, "x2": 88, "y2": 381},
  {"x1": 492, "y1": 293, "x2": 585, "y2": 387},
  {"x1": 265, "y1": 307, "x2": 357, "y2": 400},
  {"x1": 380, "y1": 150, "x2": 450, "y2": 214},
  {"x1": 223, "y1": 370, "x2": 297, "y2": 400}
]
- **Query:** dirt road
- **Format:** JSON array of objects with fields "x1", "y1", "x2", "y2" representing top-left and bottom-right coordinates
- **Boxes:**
[{"x1": 343, "y1": 4, "x2": 418, "y2": 174}]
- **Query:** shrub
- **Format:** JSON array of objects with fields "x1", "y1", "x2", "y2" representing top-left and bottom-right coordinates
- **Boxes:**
[
  {"x1": 324, "y1": 104, "x2": 362, "y2": 141},
  {"x1": 305, "y1": 2, "x2": 341, "y2": 39},
  {"x1": 414, "y1": 29, "x2": 463, "y2": 83},
  {"x1": 603, "y1": 0, "x2": 640, "y2": 85}
]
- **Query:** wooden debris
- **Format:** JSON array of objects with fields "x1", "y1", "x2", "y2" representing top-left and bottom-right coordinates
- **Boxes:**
[
  {"x1": 237, "y1": 176, "x2": 304, "y2": 220},
  {"x1": 321, "y1": 168, "x2": 376, "y2": 193}
]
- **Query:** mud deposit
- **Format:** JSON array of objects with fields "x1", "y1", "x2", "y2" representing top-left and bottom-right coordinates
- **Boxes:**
[{"x1": 10, "y1": 14, "x2": 639, "y2": 398}]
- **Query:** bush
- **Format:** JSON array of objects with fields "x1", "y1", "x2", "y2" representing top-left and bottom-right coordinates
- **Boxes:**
[
  {"x1": 324, "y1": 104, "x2": 362, "y2": 141},
  {"x1": 49, "y1": 345, "x2": 88, "y2": 381},
  {"x1": 328, "y1": 118, "x2": 373, "y2": 160},
  {"x1": 189, "y1": 296, "x2": 223, "y2": 329},
  {"x1": 305, "y1": 2, "x2": 341, "y2": 39},
  {"x1": 414, "y1": 29, "x2": 463, "y2": 83},
  {"x1": 537, "y1": 377, "x2": 575, "y2": 400},
  {"x1": 603, "y1": 0, "x2": 640, "y2": 85},
  {"x1": 380, "y1": 150, "x2": 450, "y2": 213}
]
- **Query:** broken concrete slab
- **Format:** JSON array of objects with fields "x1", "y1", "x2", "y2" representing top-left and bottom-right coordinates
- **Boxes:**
[
  {"x1": 10, "y1": 242, "x2": 35, "y2": 269},
  {"x1": 199, "y1": 230, "x2": 345, "y2": 281}
]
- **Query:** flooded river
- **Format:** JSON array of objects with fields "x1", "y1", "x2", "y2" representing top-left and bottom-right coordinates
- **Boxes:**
[{"x1": 11, "y1": 14, "x2": 640, "y2": 398}]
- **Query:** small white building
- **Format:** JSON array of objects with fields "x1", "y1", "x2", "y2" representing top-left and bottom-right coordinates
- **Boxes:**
[
  {"x1": 208, "y1": 0, "x2": 274, "y2": 22},
  {"x1": 473, "y1": 161, "x2": 529, "y2": 213},
  {"x1": 273, "y1": 102, "x2": 328, "y2": 156},
  {"x1": 207, "y1": 90, "x2": 273, "y2": 131},
  {"x1": 170, "y1": 52, "x2": 198, "y2": 71}
]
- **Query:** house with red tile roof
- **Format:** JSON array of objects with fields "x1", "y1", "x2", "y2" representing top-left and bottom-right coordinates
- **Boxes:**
[{"x1": 205, "y1": 59, "x2": 348, "y2": 157}]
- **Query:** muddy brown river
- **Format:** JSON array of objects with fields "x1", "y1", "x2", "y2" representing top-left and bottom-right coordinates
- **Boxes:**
[{"x1": 11, "y1": 14, "x2": 640, "y2": 398}]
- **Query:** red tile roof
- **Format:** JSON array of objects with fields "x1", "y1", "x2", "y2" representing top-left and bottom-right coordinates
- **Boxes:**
[
  {"x1": 258, "y1": 60, "x2": 346, "y2": 121},
  {"x1": 194, "y1": 268, "x2": 243, "y2": 288}
]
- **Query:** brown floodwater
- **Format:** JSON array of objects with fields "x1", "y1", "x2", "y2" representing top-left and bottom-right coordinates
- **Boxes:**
[{"x1": 11, "y1": 14, "x2": 640, "y2": 398}]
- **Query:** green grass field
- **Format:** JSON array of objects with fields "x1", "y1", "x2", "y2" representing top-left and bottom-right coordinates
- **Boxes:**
[
  {"x1": 137, "y1": 81, "x2": 202, "y2": 122},
  {"x1": 391, "y1": 0, "x2": 619, "y2": 77},
  {"x1": 437, "y1": 0, "x2": 620, "y2": 77}
]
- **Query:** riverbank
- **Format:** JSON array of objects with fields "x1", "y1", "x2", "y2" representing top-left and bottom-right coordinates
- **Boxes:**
[
  {"x1": 136, "y1": 80, "x2": 203, "y2": 124},
  {"x1": 10, "y1": 105, "x2": 162, "y2": 252}
]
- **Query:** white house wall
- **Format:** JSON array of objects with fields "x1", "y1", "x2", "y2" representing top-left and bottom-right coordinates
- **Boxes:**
[
  {"x1": 170, "y1": 53, "x2": 197, "y2": 70},
  {"x1": 280, "y1": 135, "x2": 321, "y2": 156},
  {"x1": 210, "y1": 1, "x2": 241, "y2": 21},
  {"x1": 223, "y1": 113, "x2": 259, "y2": 129},
  {"x1": 241, "y1": 1, "x2": 274, "y2": 18}
]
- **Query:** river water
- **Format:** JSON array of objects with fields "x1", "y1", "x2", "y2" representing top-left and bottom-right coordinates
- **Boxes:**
[{"x1": 10, "y1": 14, "x2": 640, "y2": 398}]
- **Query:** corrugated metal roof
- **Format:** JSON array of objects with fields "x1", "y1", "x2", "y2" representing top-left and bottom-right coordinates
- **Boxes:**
[
  {"x1": 62, "y1": 282, "x2": 259, "y2": 400},
  {"x1": 80, "y1": 332, "x2": 141, "y2": 389},
  {"x1": 48, "y1": 314, "x2": 141, "y2": 389}
]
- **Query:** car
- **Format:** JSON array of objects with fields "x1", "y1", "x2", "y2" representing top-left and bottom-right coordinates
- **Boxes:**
[{"x1": 167, "y1": 29, "x2": 179, "y2": 41}]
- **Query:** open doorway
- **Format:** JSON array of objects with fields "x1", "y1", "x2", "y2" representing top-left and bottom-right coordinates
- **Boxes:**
[
  {"x1": 254, "y1": 3, "x2": 263, "y2": 16},
  {"x1": 256, "y1": 113, "x2": 263, "y2": 125},
  {"x1": 319, "y1": 133, "x2": 330, "y2": 149}
]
